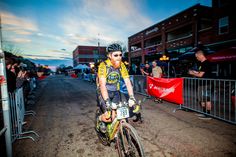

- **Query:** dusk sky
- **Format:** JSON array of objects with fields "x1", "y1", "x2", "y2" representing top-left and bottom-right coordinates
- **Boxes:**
[{"x1": 0, "y1": 0, "x2": 211, "y2": 69}]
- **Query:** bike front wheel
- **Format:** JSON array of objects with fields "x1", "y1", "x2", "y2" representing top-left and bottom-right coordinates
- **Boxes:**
[{"x1": 116, "y1": 122, "x2": 145, "y2": 157}]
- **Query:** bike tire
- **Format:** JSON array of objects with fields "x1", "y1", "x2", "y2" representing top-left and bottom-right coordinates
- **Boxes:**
[{"x1": 116, "y1": 122, "x2": 145, "y2": 157}]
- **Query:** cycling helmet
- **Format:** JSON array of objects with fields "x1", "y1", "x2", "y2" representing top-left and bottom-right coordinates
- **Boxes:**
[{"x1": 106, "y1": 43, "x2": 122, "y2": 53}]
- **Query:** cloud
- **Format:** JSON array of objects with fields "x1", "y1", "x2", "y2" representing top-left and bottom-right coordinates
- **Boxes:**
[
  {"x1": 33, "y1": 32, "x2": 76, "y2": 49},
  {"x1": 0, "y1": 0, "x2": 153, "y2": 65},
  {"x1": 23, "y1": 54, "x2": 71, "y2": 60},
  {"x1": 22, "y1": 49, "x2": 72, "y2": 60},
  {"x1": 13, "y1": 30, "x2": 33, "y2": 35},
  {"x1": 60, "y1": 0, "x2": 153, "y2": 46},
  {"x1": 11, "y1": 38, "x2": 31, "y2": 43},
  {"x1": 0, "y1": 11, "x2": 38, "y2": 44},
  {"x1": 1, "y1": 11, "x2": 39, "y2": 32},
  {"x1": 28, "y1": 58, "x2": 73, "y2": 68}
]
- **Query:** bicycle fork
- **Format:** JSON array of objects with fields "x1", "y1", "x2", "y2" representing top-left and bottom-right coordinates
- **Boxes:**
[{"x1": 119, "y1": 120, "x2": 131, "y2": 154}]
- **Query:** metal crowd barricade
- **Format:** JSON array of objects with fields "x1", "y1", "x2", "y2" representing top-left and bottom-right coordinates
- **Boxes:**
[
  {"x1": 0, "y1": 126, "x2": 7, "y2": 136},
  {"x1": 131, "y1": 75, "x2": 149, "y2": 97},
  {"x1": 83, "y1": 73, "x2": 90, "y2": 81},
  {"x1": 9, "y1": 87, "x2": 39, "y2": 142},
  {"x1": 183, "y1": 77, "x2": 236, "y2": 124},
  {"x1": 29, "y1": 77, "x2": 36, "y2": 93},
  {"x1": 83, "y1": 73, "x2": 96, "y2": 84}
]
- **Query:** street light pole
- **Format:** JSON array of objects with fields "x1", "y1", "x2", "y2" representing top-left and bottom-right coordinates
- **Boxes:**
[
  {"x1": 0, "y1": 15, "x2": 3, "y2": 50},
  {"x1": 159, "y1": 54, "x2": 170, "y2": 78},
  {"x1": 97, "y1": 33, "x2": 100, "y2": 61}
]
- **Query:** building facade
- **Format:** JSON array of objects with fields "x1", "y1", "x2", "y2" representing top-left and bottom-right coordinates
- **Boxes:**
[
  {"x1": 128, "y1": 0, "x2": 235, "y2": 65},
  {"x1": 73, "y1": 45, "x2": 106, "y2": 67}
]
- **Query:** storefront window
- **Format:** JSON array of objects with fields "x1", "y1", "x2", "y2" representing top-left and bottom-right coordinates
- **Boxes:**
[{"x1": 219, "y1": 16, "x2": 229, "y2": 35}]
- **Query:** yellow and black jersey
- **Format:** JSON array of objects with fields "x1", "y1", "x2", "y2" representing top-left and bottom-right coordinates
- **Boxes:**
[{"x1": 98, "y1": 59, "x2": 129, "y2": 91}]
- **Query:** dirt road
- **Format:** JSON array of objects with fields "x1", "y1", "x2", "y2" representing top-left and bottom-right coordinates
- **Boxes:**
[{"x1": 13, "y1": 75, "x2": 236, "y2": 157}]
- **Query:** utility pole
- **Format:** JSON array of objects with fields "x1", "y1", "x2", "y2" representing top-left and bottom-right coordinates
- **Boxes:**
[
  {"x1": 97, "y1": 33, "x2": 100, "y2": 61},
  {"x1": 0, "y1": 14, "x2": 3, "y2": 49}
]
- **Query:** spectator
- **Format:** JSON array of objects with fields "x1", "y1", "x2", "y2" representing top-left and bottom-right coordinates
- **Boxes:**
[
  {"x1": 151, "y1": 61, "x2": 163, "y2": 103},
  {"x1": 11, "y1": 58, "x2": 20, "y2": 76},
  {"x1": 140, "y1": 63, "x2": 152, "y2": 76},
  {"x1": 151, "y1": 61, "x2": 162, "y2": 78},
  {"x1": 188, "y1": 48, "x2": 212, "y2": 119},
  {"x1": 140, "y1": 62, "x2": 151, "y2": 94},
  {"x1": 16, "y1": 68, "x2": 27, "y2": 88},
  {"x1": 135, "y1": 64, "x2": 142, "y2": 75},
  {"x1": 5, "y1": 57, "x2": 16, "y2": 93}
]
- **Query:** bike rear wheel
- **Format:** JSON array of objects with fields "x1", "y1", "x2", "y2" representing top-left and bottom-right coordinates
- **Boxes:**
[{"x1": 116, "y1": 122, "x2": 145, "y2": 157}]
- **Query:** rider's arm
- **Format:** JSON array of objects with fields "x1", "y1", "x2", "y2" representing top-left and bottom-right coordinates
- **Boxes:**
[
  {"x1": 99, "y1": 77, "x2": 109, "y2": 100},
  {"x1": 121, "y1": 62, "x2": 134, "y2": 97},
  {"x1": 98, "y1": 62, "x2": 109, "y2": 101},
  {"x1": 124, "y1": 78, "x2": 134, "y2": 97},
  {"x1": 142, "y1": 70, "x2": 149, "y2": 76}
]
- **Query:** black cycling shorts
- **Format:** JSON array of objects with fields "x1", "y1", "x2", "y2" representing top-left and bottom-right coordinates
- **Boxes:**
[{"x1": 98, "y1": 90, "x2": 121, "y2": 113}]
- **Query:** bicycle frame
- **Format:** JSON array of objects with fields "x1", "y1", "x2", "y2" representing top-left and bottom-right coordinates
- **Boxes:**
[
  {"x1": 106, "y1": 104, "x2": 129, "y2": 141},
  {"x1": 106, "y1": 114, "x2": 123, "y2": 140}
]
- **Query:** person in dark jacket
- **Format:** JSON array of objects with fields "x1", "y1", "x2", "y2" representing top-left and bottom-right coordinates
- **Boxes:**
[{"x1": 5, "y1": 57, "x2": 16, "y2": 93}]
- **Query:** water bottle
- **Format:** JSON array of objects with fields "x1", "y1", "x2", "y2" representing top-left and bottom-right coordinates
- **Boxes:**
[{"x1": 107, "y1": 123, "x2": 112, "y2": 134}]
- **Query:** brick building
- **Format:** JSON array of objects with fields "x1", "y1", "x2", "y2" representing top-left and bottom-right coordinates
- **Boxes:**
[
  {"x1": 73, "y1": 45, "x2": 106, "y2": 67},
  {"x1": 128, "y1": 0, "x2": 235, "y2": 66}
]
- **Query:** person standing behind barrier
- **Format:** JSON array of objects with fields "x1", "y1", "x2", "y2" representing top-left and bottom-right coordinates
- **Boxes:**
[
  {"x1": 5, "y1": 57, "x2": 16, "y2": 93},
  {"x1": 188, "y1": 48, "x2": 212, "y2": 116},
  {"x1": 141, "y1": 63, "x2": 151, "y2": 76},
  {"x1": 151, "y1": 61, "x2": 162, "y2": 78},
  {"x1": 151, "y1": 61, "x2": 163, "y2": 103},
  {"x1": 16, "y1": 63, "x2": 27, "y2": 89},
  {"x1": 140, "y1": 63, "x2": 151, "y2": 94}
]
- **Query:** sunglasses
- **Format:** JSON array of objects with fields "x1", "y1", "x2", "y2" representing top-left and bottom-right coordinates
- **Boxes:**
[{"x1": 113, "y1": 54, "x2": 122, "y2": 57}]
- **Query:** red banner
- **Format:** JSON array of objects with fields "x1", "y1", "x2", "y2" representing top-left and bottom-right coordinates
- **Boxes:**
[
  {"x1": 0, "y1": 75, "x2": 5, "y2": 85},
  {"x1": 147, "y1": 77, "x2": 183, "y2": 104},
  {"x1": 38, "y1": 75, "x2": 47, "y2": 80},
  {"x1": 71, "y1": 73, "x2": 77, "y2": 78}
]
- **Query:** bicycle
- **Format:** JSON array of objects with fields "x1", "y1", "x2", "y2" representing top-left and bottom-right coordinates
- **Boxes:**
[{"x1": 95, "y1": 101, "x2": 145, "y2": 157}]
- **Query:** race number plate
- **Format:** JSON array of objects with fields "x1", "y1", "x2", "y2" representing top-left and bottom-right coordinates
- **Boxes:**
[{"x1": 117, "y1": 107, "x2": 129, "y2": 120}]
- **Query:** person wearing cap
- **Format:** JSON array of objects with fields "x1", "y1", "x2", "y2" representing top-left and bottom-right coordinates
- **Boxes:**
[{"x1": 96, "y1": 43, "x2": 140, "y2": 133}]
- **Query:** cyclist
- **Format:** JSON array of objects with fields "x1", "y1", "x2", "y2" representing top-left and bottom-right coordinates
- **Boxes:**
[{"x1": 96, "y1": 43, "x2": 140, "y2": 133}]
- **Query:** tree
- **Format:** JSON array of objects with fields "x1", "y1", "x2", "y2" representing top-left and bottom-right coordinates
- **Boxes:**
[
  {"x1": 3, "y1": 43, "x2": 22, "y2": 56},
  {"x1": 56, "y1": 65, "x2": 73, "y2": 74}
]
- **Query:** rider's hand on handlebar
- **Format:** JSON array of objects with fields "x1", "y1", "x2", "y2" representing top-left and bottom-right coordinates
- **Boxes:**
[
  {"x1": 104, "y1": 99, "x2": 112, "y2": 119},
  {"x1": 129, "y1": 95, "x2": 141, "y2": 114},
  {"x1": 105, "y1": 99, "x2": 111, "y2": 109},
  {"x1": 128, "y1": 95, "x2": 136, "y2": 107}
]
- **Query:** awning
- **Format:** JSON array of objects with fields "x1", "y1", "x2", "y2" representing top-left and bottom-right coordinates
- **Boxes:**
[
  {"x1": 73, "y1": 64, "x2": 90, "y2": 70},
  {"x1": 207, "y1": 47, "x2": 236, "y2": 62}
]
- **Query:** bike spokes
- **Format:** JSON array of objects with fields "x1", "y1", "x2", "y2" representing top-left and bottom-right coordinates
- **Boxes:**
[{"x1": 117, "y1": 123, "x2": 144, "y2": 157}]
